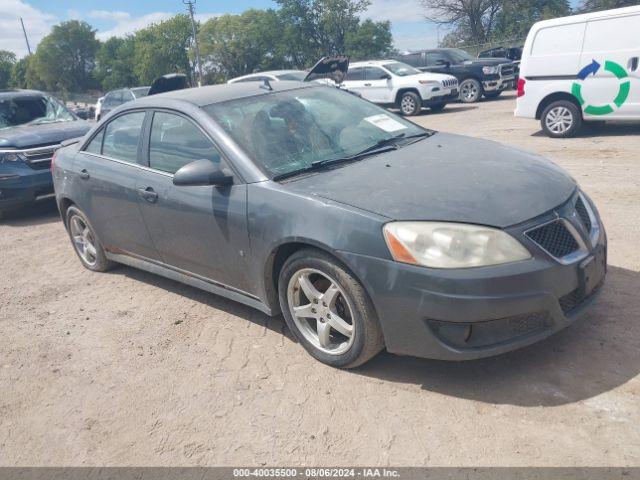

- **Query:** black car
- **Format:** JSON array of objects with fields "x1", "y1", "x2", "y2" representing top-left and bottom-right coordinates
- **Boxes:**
[
  {"x1": 53, "y1": 81, "x2": 606, "y2": 368},
  {"x1": 397, "y1": 48, "x2": 516, "y2": 103},
  {"x1": 478, "y1": 46, "x2": 523, "y2": 62},
  {"x1": 0, "y1": 90, "x2": 90, "y2": 218}
]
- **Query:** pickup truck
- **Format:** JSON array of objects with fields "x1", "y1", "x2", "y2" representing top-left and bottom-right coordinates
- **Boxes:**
[{"x1": 397, "y1": 48, "x2": 516, "y2": 103}]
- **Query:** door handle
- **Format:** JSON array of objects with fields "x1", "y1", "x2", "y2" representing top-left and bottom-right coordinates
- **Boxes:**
[
  {"x1": 138, "y1": 187, "x2": 158, "y2": 203},
  {"x1": 629, "y1": 57, "x2": 639, "y2": 72},
  {"x1": 79, "y1": 169, "x2": 90, "y2": 180},
  {"x1": 364, "y1": 83, "x2": 372, "y2": 87}
]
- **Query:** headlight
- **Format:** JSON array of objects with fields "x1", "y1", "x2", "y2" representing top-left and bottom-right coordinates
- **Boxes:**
[
  {"x1": 482, "y1": 66, "x2": 499, "y2": 75},
  {"x1": 419, "y1": 80, "x2": 440, "y2": 86},
  {"x1": 383, "y1": 222, "x2": 531, "y2": 269},
  {"x1": 0, "y1": 151, "x2": 26, "y2": 163}
]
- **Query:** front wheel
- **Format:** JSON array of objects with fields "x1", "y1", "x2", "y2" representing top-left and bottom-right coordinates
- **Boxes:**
[
  {"x1": 399, "y1": 91, "x2": 422, "y2": 116},
  {"x1": 278, "y1": 249, "x2": 384, "y2": 368},
  {"x1": 541, "y1": 100, "x2": 583, "y2": 138},
  {"x1": 459, "y1": 78, "x2": 483, "y2": 103}
]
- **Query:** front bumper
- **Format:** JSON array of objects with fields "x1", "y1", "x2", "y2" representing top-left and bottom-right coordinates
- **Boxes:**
[
  {"x1": 483, "y1": 75, "x2": 515, "y2": 92},
  {"x1": 0, "y1": 164, "x2": 54, "y2": 212},
  {"x1": 422, "y1": 89, "x2": 459, "y2": 106},
  {"x1": 340, "y1": 196, "x2": 607, "y2": 361}
]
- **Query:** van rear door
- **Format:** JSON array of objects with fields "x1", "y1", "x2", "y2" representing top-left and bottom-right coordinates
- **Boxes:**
[{"x1": 579, "y1": 12, "x2": 640, "y2": 118}]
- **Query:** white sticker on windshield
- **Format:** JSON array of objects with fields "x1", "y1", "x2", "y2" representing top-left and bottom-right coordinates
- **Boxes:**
[{"x1": 364, "y1": 114, "x2": 407, "y2": 133}]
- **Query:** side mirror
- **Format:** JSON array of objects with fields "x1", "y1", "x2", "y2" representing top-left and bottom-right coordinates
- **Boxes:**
[
  {"x1": 382, "y1": 73, "x2": 392, "y2": 80},
  {"x1": 436, "y1": 60, "x2": 451, "y2": 68},
  {"x1": 173, "y1": 159, "x2": 234, "y2": 187}
]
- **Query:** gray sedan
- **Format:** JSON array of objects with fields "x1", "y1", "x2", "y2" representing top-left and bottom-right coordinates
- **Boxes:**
[{"x1": 52, "y1": 82, "x2": 606, "y2": 368}]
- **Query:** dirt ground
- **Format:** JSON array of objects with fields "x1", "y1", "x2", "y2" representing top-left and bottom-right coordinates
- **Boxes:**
[{"x1": 1, "y1": 91, "x2": 639, "y2": 466}]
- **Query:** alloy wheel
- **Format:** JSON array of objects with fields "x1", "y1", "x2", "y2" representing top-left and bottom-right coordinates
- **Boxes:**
[
  {"x1": 70, "y1": 215, "x2": 98, "y2": 266},
  {"x1": 460, "y1": 80, "x2": 479, "y2": 102},
  {"x1": 401, "y1": 96, "x2": 417, "y2": 115},
  {"x1": 287, "y1": 268, "x2": 355, "y2": 355},
  {"x1": 545, "y1": 106, "x2": 574, "y2": 134}
]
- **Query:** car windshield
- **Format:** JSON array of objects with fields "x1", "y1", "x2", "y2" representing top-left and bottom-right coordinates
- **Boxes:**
[
  {"x1": 276, "y1": 72, "x2": 307, "y2": 81},
  {"x1": 205, "y1": 86, "x2": 428, "y2": 178},
  {"x1": 383, "y1": 62, "x2": 421, "y2": 77},
  {"x1": 0, "y1": 94, "x2": 75, "y2": 130},
  {"x1": 131, "y1": 87, "x2": 150, "y2": 98},
  {"x1": 447, "y1": 49, "x2": 475, "y2": 63}
]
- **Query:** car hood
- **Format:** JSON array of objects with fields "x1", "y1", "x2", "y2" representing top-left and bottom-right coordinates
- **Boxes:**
[
  {"x1": 0, "y1": 121, "x2": 91, "y2": 149},
  {"x1": 414, "y1": 72, "x2": 457, "y2": 83},
  {"x1": 282, "y1": 133, "x2": 576, "y2": 228}
]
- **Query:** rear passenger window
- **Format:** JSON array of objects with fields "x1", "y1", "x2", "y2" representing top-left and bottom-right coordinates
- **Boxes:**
[
  {"x1": 345, "y1": 68, "x2": 364, "y2": 81},
  {"x1": 366, "y1": 67, "x2": 389, "y2": 80},
  {"x1": 102, "y1": 112, "x2": 145, "y2": 163},
  {"x1": 532, "y1": 23, "x2": 585, "y2": 56},
  {"x1": 84, "y1": 129, "x2": 104, "y2": 154},
  {"x1": 149, "y1": 112, "x2": 222, "y2": 174}
]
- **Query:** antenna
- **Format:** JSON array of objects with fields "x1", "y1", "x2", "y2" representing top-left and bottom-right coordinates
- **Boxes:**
[
  {"x1": 20, "y1": 17, "x2": 32, "y2": 55},
  {"x1": 183, "y1": 0, "x2": 204, "y2": 87}
]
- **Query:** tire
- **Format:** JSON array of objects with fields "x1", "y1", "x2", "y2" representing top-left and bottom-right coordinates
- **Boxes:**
[
  {"x1": 541, "y1": 100, "x2": 583, "y2": 138},
  {"x1": 429, "y1": 102, "x2": 447, "y2": 113},
  {"x1": 484, "y1": 90, "x2": 502, "y2": 99},
  {"x1": 398, "y1": 91, "x2": 422, "y2": 116},
  {"x1": 459, "y1": 78, "x2": 483, "y2": 103},
  {"x1": 278, "y1": 248, "x2": 384, "y2": 368},
  {"x1": 65, "y1": 206, "x2": 115, "y2": 272}
]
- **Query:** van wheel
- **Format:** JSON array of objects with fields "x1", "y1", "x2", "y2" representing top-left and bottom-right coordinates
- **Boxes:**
[
  {"x1": 399, "y1": 92, "x2": 422, "y2": 116},
  {"x1": 66, "y1": 206, "x2": 115, "y2": 272},
  {"x1": 279, "y1": 249, "x2": 384, "y2": 368},
  {"x1": 541, "y1": 100, "x2": 582, "y2": 138},
  {"x1": 459, "y1": 79, "x2": 482, "y2": 103}
]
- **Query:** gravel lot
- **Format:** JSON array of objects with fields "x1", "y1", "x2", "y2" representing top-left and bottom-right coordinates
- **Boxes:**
[{"x1": 1, "y1": 91, "x2": 639, "y2": 466}]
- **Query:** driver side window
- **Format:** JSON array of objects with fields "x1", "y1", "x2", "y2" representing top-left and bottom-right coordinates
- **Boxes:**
[
  {"x1": 149, "y1": 112, "x2": 222, "y2": 174},
  {"x1": 425, "y1": 52, "x2": 451, "y2": 67}
]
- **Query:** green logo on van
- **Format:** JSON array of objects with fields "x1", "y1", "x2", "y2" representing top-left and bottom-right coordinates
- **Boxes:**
[{"x1": 571, "y1": 60, "x2": 630, "y2": 115}]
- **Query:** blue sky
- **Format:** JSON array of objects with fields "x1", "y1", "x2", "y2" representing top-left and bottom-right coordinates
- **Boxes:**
[{"x1": 2, "y1": 0, "x2": 580, "y2": 58}]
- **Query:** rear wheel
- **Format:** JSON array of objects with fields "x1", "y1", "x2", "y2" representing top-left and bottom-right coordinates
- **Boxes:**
[
  {"x1": 459, "y1": 78, "x2": 482, "y2": 103},
  {"x1": 278, "y1": 249, "x2": 384, "y2": 368},
  {"x1": 66, "y1": 206, "x2": 115, "y2": 272},
  {"x1": 541, "y1": 100, "x2": 582, "y2": 138},
  {"x1": 399, "y1": 91, "x2": 422, "y2": 116},
  {"x1": 429, "y1": 102, "x2": 447, "y2": 113}
]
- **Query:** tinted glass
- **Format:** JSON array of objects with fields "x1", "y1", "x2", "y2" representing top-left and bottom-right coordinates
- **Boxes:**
[
  {"x1": 365, "y1": 67, "x2": 389, "y2": 80},
  {"x1": 0, "y1": 94, "x2": 74, "y2": 130},
  {"x1": 85, "y1": 129, "x2": 104, "y2": 154},
  {"x1": 383, "y1": 62, "x2": 420, "y2": 77},
  {"x1": 400, "y1": 53, "x2": 422, "y2": 67},
  {"x1": 425, "y1": 51, "x2": 452, "y2": 66},
  {"x1": 205, "y1": 86, "x2": 426, "y2": 178},
  {"x1": 276, "y1": 72, "x2": 307, "y2": 81},
  {"x1": 149, "y1": 112, "x2": 221, "y2": 174},
  {"x1": 102, "y1": 112, "x2": 145, "y2": 163},
  {"x1": 131, "y1": 87, "x2": 150, "y2": 98},
  {"x1": 344, "y1": 68, "x2": 364, "y2": 81}
]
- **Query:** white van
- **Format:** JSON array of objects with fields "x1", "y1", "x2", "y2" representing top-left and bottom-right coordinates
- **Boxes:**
[{"x1": 515, "y1": 6, "x2": 640, "y2": 137}]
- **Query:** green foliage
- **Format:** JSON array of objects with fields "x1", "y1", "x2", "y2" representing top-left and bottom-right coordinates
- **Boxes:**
[
  {"x1": 345, "y1": 19, "x2": 395, "y2": 60},
  {"x1": 495, "y1": 0, "x2": 571, "y2": 40},
  {"x1": 0, "y1": 50, "x2": 17, "y2": 89},
  {"x1": 132, "y1": 14, "x2": 194, "y2": 85},
  {"x1": 578, "y1": 0, "x2": 640, "y2": 12},
  {"x1": 95, "y1": 36, "x2": 138, "y2": 91},
  {"x1": 32, "y1": 20, "x2": 99, "y2": 92},
  {"x1": 199, "y1": 9, "x2": 288, "y2": 79}
]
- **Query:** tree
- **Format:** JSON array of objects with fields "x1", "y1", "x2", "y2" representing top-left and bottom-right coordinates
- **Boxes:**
[
  {"x1": 199, "y1": 9, "x2": 288, "y2": 80},
  {"x1": 276, "y1": 0, "x2": 392, "y2": 66},
  {"x1": 345, "y1": 19, "x2": 394, "y2": 60},
  {"x1": 33, "y1": 20, "x2": 100, "y2": 92},
  {"x1": 578, "y1": 0, "x2": 639, "y2": 12},
  {"x1": 420, "y1": 0, "x2": 502, "y2": 45},
  {"x1": 133, "y1": 15, "x2": 194, "y2": 85},
  {"x1": 0, "y1": 50, "x2": 16, "y2": 89},
  {"x1": 494, "y1": 0, "x2": 570, "y2": 40},
  {"x1": 95, "y1": 36, "x2": 138, "y2": 91}
]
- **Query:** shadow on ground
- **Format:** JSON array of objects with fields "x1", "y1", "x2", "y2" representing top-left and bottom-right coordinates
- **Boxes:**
[
  {"x1": 1, "y1": 200, "x2": 60, "y2": 227},
  {"x1": 532, "y1": 122, "x2": 640, "y2": 138}
]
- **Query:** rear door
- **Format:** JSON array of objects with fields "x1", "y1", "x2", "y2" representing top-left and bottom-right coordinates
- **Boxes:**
[
  {"x1": 75, "y1": 110, "x2": 159, "y2": 260},
  {"x1": 134, "y1": 110, "x2": 251, "y2": 290},
  {"x1": 341, "y1": 67, "x2": 368, "y2": 98},
  {"x1": 364, "y1": 67, "x2": 394, "y2": 103},
  {"x1": 580, "y1": 12, "x2": 640, "y2": 118}
]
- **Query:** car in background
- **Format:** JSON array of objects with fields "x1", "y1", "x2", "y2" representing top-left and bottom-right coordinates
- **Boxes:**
[
  {"x1": 68, "y1": 103, "x2": 95, "y2": 120},
  {"x1": 397, "y1": 48, "x2": 516, "y2": 102},
  {"x1": 53, "y1": 81, "x2": 606, "y2": 367},
  {"x1": 228, "y1": 70, "x2": 308, "y2": 84},
  {"x1": 516, "y1": 5, "x2": 640, "y2": 138},
  {"x1": 341, "y1": 60, "x2": 458, "y2": 116},
  {"x1": 98, "y1": 86, "x2": 150, "y2": 121},
  {"x1": 0, "y1": 89, "x2": 90, "y2": 218},
  {"x1": 478, "y1": 46, "x2": 523, "y2": 62}
]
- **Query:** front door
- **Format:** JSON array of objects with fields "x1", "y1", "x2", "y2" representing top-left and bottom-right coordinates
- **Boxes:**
[
  {"x1": 364, "y1": 67, "x2": 394, "y2": 103},
  {"x1": 135, "y1": 110, "x2": 251, "y2": 291},
  {"x1": 341, "y1": 67, "x2": 369, "y2": 99},
  {"x1": 75, "y1": 111, "x2": 159, "y2": 260}
]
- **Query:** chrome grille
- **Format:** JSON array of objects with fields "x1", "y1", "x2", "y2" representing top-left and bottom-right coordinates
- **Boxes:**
[
  {"x1": 575, "y1": 196, "x2": 592, "y2": 233},
  {"x1": 526, "y1": 220, "x2": 580, "y2": 259},
  {"x1": 442, "y1": 78, "x2": 458, "y2": 88},
  {"x1": 499, "y1": 64, "x2": 515, "y2": 78},
  {"x1": 21, "y1": 145, "x2": 60, "y2": 170}
]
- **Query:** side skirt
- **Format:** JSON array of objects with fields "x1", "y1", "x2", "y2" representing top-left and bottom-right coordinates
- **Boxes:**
[{"x1": 106, "y1": 251, "x2": 275, "y2": 316}]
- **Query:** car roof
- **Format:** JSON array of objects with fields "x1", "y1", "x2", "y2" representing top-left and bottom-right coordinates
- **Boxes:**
[
  {"x1": 230, "y1": 70, "x2": 305, "y2": 81},
  {"x1": 531, "y1": 4, "x2": 640, "y2": 30},
  {"x1": 349, "y1": 60, "x2": 399, "y2": 68},
  {"x1": 0, "y1": 89, "x2": 47, "y2": 99},
  {"x1": 130, "y1": 81, "x2": 319, "y2": 108}
]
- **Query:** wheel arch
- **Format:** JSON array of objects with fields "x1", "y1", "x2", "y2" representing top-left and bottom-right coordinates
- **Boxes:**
[
  {"x1": 536, "y1": 92, "x2": 582, "y2": 120},
  {"x1": 395, "y1": 88, "x2": 422, "y2": 105},
  {"x1": 58, "y1": 197, "x2": 76, "y2": 228}
]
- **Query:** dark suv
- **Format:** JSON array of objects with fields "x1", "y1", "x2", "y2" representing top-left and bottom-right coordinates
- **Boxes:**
[
  {"x1": 397, "y1": 48, "x2": 516, "y2": 103},
  {"x1": 0, "y1": 90, "x2": 90, "y2": 218}
]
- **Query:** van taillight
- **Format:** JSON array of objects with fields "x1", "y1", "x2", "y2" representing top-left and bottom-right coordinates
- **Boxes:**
[{"x1": 517, "y1": 78, "x2": 526, "y2": 97}]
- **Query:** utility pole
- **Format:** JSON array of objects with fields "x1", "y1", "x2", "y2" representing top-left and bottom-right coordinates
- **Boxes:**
[
  {"x1": 20, "y1": 17, "x2": 32, "y2": 55},
  {"x1": 183, "y1": 0, "x2": 204, "y2": 87}
]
